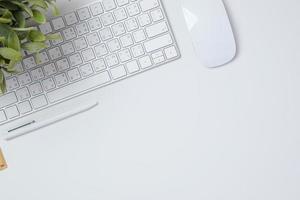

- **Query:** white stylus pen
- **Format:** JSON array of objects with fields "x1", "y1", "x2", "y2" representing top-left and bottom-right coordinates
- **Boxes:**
[{"x1": 4, "y1": 101, "x2": 99, "y2": 140}]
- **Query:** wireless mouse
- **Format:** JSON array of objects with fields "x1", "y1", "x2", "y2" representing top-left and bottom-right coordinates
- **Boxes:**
[{"x1": 181, "y1": 0, "x2": 236, "y2": 68}]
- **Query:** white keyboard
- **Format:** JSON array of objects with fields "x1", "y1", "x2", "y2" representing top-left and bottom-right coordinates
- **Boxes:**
[{"x1": 0, "y1": 0, "x2": 180, "y2": 125}]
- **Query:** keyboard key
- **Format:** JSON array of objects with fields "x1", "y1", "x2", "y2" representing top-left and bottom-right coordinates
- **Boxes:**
[
  {"x1": 133, "y1": 29, "x2": 146, "y2": 42},
  {"x1": 5, "y1": 106, "x2": 19, "y2": 119},
  {"x1": 114, "y1": 8, "x2": 127, "y2": 21},
  {"x1": 87, "y1": 33, "x2": 100, "y2": 46},
  {"x1": 116, "y1": 0, "x2": 129, "y2": 6},
  {"x1": 125, "y1": 18, "x2": 138, "y2": 31},
  {"x1": 42, "y1": 78, "x2": 56, "y2": 91},
  {"x1": 153, "y1": 55, "x2": 165, "y2": 64},
  {"x1": 110, "y1": 65, "x2": 126, "y2": 79},
  {"x1": 23, "y1": 56, "x2": 36, "y2": 70},
  {"x1": 52, "y1": 17, "x2": 65, "y2": 30},
  {"x1": 0, "y1": 110, "x2": 7, "y2": 122},
  {"x1": 139, "y1": 55, "x2": 152, "y2": 69},
  {"x1": 6, "y1": 77, "x2": 19, "y2": 91},
  {"x1": 65, "y1": 12, "x2": 78, "y2": 25},
  {"x1": 106, "y1": 54, "x2": 119, "y2": 67},
  {"x1": 30, "y1": 68, "x2": 44, "y2": 81},
  {"x1": 144, "y1": 34, "x2": 173, "y2": 52},
  {"x1": 80, "y1": 64, "x2": 94, "y2": 77},
  {"x1": 82, "y1": 48, "x2": 96, "y2": 62},
  {"x1": 112, "y1": 23, "x2": 126, "y2": 36},
  {"x1": 127, "y1": 3, "x2": 140, "y2": 16},
  {"x1": 0, "y1": 92, "x2": 18, "y2": 108},
  {"x1": 146, "y1": 21, "x2": 168, "y2": 38},
  {"x1": 76, "y1": 22, "x2": 89, "y2": 36},
  {"x1": 88, "y1": 18, "x2": 102, "y2": 31},
  {"x1": 94, "y1": 44, "x2": 108, "y2": 57},
  {"x1": 152, "y1": 51, "x2": 164, "y2": 59},
  {"x1": 55, "y1": 73, "x2": 68, "y2": 87},
  {"x1": 92, "y1": 59, "x2": 107, "y2": 72},
  {"x1": 90, "y1": 2, "x2": 104, "y2": 16},
  {"x1": 31, "y1": 95, "x2": 48, "y2": 109},
  {"x1": 102, "y1": 0, "x2": 116, "y2": 11},
  {"x1": 151, "y1": 9, "x2": 164, "y2": 22},
  {"x1": 69, "y1": 53, "x2": 83, "y2": 66},
  {"x1": 99, "y1": 27, "x2": 113, "y2": 41},
  {"x1": 138, "y1": 14, "x2": 151, "y2": 27},
  {"x1": 67, "y1": 68, "x2": 81, "y2": 81},
  {"x1": 164, "y1": 46, "x2": 178, "y2": 59},
  {"x1": 118, "y1": 49, "x2": 132, "y2": 62},
  {"x1": 120, "y1": 34, "x2": 133, "y2": 47},
  {"x1": 139, "y1": 0, "x2": 159, "y2": 12},
  {"x1": 61, "y1": 42, "x2": 75, "y2": 55},
  {"x1": 43, "y1": 63, "x2": 57, "y2": 76},
  {"x1": 38, "y1": 52, "x2": 49, "y2": 64},
  {"x1": 77, "y1": 7, "x2": 91, "y2": 20},
  {"x1": 39, "y1": 22, "x2": 52, "y2": 34},
  {"x1": 17, "y1": 73, "x2": 32, "y2": 86},
  {"x1": 56, "y1": 58, "x2": 70, "y2": 71},
  {"x1": 29, "y1": 83, "x2": 43, "y2": 96},
  {"x1": 126, "y1": 60, "x2": 140, "y2": 73},
  {"x1": 63, "y1": 27, "x2": 76, "y2": 40},
  {"x1": 74, "y1": 37, "x2": 88, "y2": 50},
  {"x1": 48, "y1": 47, "x2": 62, "y2": 60},
  {"x1": 47, "y1": 71, "x2": 111, "y2": 103},
  {"x1": 131, "y1": 44, "x2": 145, "y2": 57},
  {"x1": 16, "y1": 87, "x2": 30, "y2": 101},
  {"x1": 18, "y1": 101, "x2": 32, "y2": 114},
  {"x1": 101, "y1": 13, "x2": 115, "y2": 26},
  {"x1": 107, "y1": 39, "x2": 121, "y2": 52}
]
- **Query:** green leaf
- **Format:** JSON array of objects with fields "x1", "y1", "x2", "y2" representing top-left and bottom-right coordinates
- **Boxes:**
[
  {"x1": 0, "y1": 70, "x2": 6, "y2": 95},
  {"x1": 0, "y1": 48, "x2": 22, "y2": 61},
  {"x1": 28, "y1": 0, "x2": 48, "y2": 9},
  {"x1": 21, "y1": 42, "x2": 48, "y2": 53},
  {"x1": 0, "y1": 36, "x2": 5, "y2": 43},
  {"x1": 0, "y1": 24, "x2": 11, "y2": 38},
  {"x1": 28, "y1": 30, "x2": 46, "y2": 42},
  {"x1": 0, "y1": 2, "x2": 19, "y2": 11},
  {"x1": 0, "y1": 8, "x2": 6, "y2": 16},
  {"x1": 1, "y1": 9, "x2": 13, "y2": 19},
  {"x1": 45, "y1": 33, "x2": 61, "y2": 40},
  {"x1": 0, "y1": 69, "x2": 4, "y2": 85},
  {"x1": 32, "y1": 9, "x2": 46, "y2": 24},
  {"x1": 47, "y1": 0, "x2": 60, "y2": 16},
  {"x1": 0, "y1": 58, "x2": 5, "y2": 65},
  {"x1": 7, "y1": 60, "x2": 17, "y2": 73},
  {"x1": 13, "y1": 11, "x2": 26, "y2": 28},
  {"x1": 11, "y1": 1, "x2": 34, "y2": 17},
  {"x1": 0, "y1": 17, "x2": 11, "y2": 23},
  {"x1": 11, "y1": 27, "x2": 36, "y2": 31},
  {"x1": 7, "y1": 31, "x2": 21, "y2": 51},
  {"x1": 34, "y1": 52, "x2": 41, "y2": 64},
  {"x1": 17, "y1": 31, "x2": 29, "y2": 40}
]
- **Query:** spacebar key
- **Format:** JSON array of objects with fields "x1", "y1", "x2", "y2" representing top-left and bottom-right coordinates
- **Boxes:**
[{"x1": 47, "y1": 72, "x2": 111, "y2": 103}]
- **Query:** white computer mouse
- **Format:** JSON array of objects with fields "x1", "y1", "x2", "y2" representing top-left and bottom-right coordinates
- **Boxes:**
[{"x1": 181, "y1": 0, "x2": 236, "y2": 68}]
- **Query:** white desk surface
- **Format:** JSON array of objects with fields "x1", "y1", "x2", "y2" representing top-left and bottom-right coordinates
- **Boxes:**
[{"x1": 1, "y1": 0, "x2": 300, "y2": 199}]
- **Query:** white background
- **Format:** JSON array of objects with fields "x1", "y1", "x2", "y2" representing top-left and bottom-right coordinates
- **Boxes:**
[{"x1": 1, "y1": 0, "x2": 300, "y2": 199}]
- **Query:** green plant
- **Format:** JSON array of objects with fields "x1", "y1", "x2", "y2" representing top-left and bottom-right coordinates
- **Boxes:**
[{"x1": 0, "y1": 0, "x2": 60, "y2": 94}]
